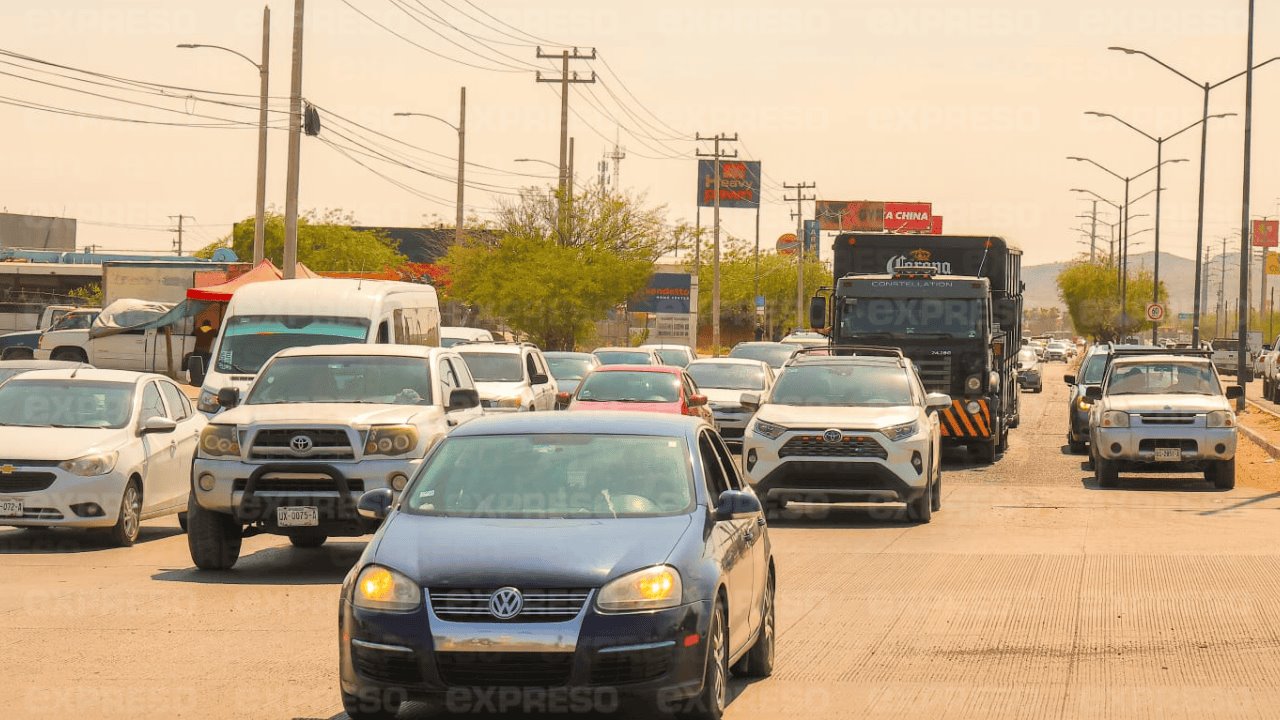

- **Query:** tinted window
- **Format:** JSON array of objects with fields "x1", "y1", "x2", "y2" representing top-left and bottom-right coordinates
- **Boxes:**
[
  {"x1": 594, "y1": 350, "x2": 654, "y2": 366},
  {"x1": 698, "y1": 432, "x2": 730, "y2": 498},
  {"x1": 546, "y1": 356, "x2": 595, "y2": 381},
  {"x1": 576, "y1": 371, "x2": 680, "y2": 403},
  {"x1": 728, "y1": 343, "x2": 797, "y2": 368},
  {"x1": 1080, "y1": 352, "x2": 1109, "y2": 384},
  {"x1": 654, "y1": 348, "x2": 691, "y2": 366},
  {"x1": 215, "y1": 315, "x2": 369, "y2": 374},
  {"x1": 772, "y1": 364, "x2": 912, "y2": 406}
]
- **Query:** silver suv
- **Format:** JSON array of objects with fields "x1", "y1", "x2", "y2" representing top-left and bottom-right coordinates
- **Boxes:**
[{"x1": 454, "y1": 341, "x2": 558, "y2": 412}]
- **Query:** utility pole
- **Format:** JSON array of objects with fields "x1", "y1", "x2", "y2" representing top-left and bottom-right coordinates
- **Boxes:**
[
  {"x1": 696, "y1": 132, "x2": 738, "y2": 356},
  {"x1": 282, "y1": 0, "x2": 305, "y2": 279},
  {"x1": 1238, "y1": 0, "x2": 1257, "y2": 383},
  {"x1": 253, "y1": 5, "x2": 270, "y2": 265},
  {"x1": 784, "y1": 182, "x2": 817, "y2": 330},
  {"x1": 566, "y1": 136, "x2": 575, "y2": 237},
  {"x1": 535, "y1": 47, "x2": 596, "y2": 207},
  {"x1": 1089, "y1": 200, "x2": 1098, "y2": 261},
  {"x1": 170, "y1": 214, "x2": 190, "y2": 256},
  {"x1": 455, "y1": 86, "x2": 466, "y2": 245}
]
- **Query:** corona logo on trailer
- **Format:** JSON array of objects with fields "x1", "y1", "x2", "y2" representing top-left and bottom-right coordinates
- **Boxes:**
[{"x1": 885, "y1": 249, "x2": 952, "y2": 275}]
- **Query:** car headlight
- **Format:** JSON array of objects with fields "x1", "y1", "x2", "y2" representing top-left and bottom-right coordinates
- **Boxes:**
[
  {"x1": 965, "y1": 375, "x2": 982, "y2": 392},
  {"x1": 1206, "y1": 410, "x2": 1236, "y2": 428},
  {"x1": 199, "y1": 425, "x2": 241, "y2": 457},
  {"x1": 364, "y1": 425, "x2": 419, "y2": 457},
  {"x1": 352, "y1": 565, "x2": 422, "y2": 612},
  {"x1": 752, "y1": 419, "x2": 787, "y2": 440},
  {"x1": 59, "y1": 451, "x2": 118, "y2": 476},
  {"x1": 597, "y1": 565, "x2": 682, "y2": 612},
  {"x1": 1076, "y1": 396, "x2": 1091, "y2": 411},
  {"x1": 1100, "y1": 410, "x2": 1129, "y2": 428},
  {"x1": 880, "y1": 421, "x2": 919, "y2": 442},
  {"x1": 197, "y1": 389, "x2": 220, "y2": 414},
  {"x1": 495, "y1": 396, "x2": 524, "y2": 409}
]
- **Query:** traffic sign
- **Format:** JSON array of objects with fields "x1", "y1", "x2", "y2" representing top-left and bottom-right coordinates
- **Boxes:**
[{"x1": 1145, "y1": 303, "x2": 1166, "y2": 323}]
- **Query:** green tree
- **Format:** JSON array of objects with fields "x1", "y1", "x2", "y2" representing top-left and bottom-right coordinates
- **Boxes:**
[
  {"x1": 686, "y1": 239, "x2": 828, "y2": 340},
  {"x1": 195, "y1": 209, "x2": 405, "y2": 271},
  {"x1": 1057, "y1": 259, "x2": 1166, "y2": 341},
  {"x1": 69, "y1": 282, "x2": 103, "y2": 306},
  {"x1": 443, "y1": 187, "x2": 668, "y2": 350}
]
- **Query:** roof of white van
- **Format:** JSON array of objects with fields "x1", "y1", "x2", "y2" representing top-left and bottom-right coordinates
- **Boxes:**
[
  {"x1": 226, "y1": 278, "x2": 437, "y2": 309},
  {"x1": 272, "y1": 344, "x2": 438, "y2": 359}
]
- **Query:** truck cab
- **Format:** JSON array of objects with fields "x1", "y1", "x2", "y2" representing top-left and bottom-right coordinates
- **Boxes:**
[{"x1": 0, "y1": 304, "x2": 80, "y2": 360}]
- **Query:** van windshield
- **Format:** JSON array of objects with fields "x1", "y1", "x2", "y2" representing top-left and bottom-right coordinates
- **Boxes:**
[{"x1": 214, "y1": 315, "x2": 369, "y2": 375}]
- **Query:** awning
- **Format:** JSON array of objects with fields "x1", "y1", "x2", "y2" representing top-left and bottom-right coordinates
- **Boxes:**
[{"x1": 186, "y1": 259, "x2": 319, "y2": 302}]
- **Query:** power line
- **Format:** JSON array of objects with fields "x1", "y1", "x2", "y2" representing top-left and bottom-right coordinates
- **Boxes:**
[
  {"x1": 0, "y1": 47, "x2": 280, "y2": 100},
  {"x1": 387, "y1": 0, "x2": 540, "y2": 71},
  {"x1": 459, "y1": 0, "x2": 566, "y2": 46},
  {"x1": 339, "y1": 0, "x2": 527, "y2": 73}
]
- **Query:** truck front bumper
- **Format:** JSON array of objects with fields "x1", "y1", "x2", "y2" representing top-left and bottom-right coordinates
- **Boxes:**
[{"x1": 1092, "y1": 427, "x2": 1237, "y2": 466}]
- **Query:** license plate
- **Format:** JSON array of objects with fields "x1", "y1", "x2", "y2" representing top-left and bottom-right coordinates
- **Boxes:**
[
  {"x1": 1154, "y1": 447, "x2": 1182, "y2": 462},
  {"x1": 277, "y1": 506, "x2": 318, "y2": 527},
  {"x1": 0, "y1": 498, "x2": 23, "y2": 517}
]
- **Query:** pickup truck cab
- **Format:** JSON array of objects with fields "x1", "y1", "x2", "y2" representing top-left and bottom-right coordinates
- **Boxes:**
[
  {"x1": 34, "y1": 308, "x2": 102, "y2": 363},
  {"x1": 1210, "y1": 338, "x2": 1240, "y2": 376},
  {"x1": 0, "y1": 304, "x2": 80, "y2": 360},
  {"x1": 187, "y1": 344, "x2": 482, "y2": 570}
]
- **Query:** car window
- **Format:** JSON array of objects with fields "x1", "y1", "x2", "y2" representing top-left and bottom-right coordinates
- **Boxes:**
[
  {"x1": 439, "y1": 357, "x2": 461, "y2": 399},
  {"x1": 525, "y1": 352, "x2": 539, "y2": 380},
  {"x1": 698, "y1": 431, "x2": 731, "y2": 500},
  {"x1": 576, "y1": 371, "x2": 681, "y2": 402},
  {"x1": 772, "y1": 364, "x2": 912, "y2": 406},
  {"x1": 1105, "y1": 361, "x2": 1221, "y2": 396},
  {"x1": 457, "y1": 352, "x2": 523, "y2": 382},
  {"x1": 708, "y1": 433, "x2": 743, "y2": 490},
  {"x1": 140, "y1": 382, "x2": 167, "y2": 424},
  {"x1": 448, "y1": 357, "x2": 476, "y2": 388},
  {"x1": 159, "y1": 382, "x2": 191, "y2": 421}
]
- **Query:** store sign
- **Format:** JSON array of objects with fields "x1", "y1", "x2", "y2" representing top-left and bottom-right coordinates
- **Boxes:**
[
  {"x1": 631, "y1": 273, "x2": 692, "y2": 313},
  {"x1": 1253, "y1": 219, "x2": 1278, "y2": 247},
  {"x1": 696, "y1": 160, "x2": 761, "y2": 209},
  {"x1": 815, "y1": 200, "x2": 935, "y2": 233},
  {"x1": 882, "y1": 202, "x2": 933, "y2": 232}
]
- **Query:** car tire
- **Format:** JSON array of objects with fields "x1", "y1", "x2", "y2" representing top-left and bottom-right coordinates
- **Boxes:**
[
  {"x1": 1095, "y1": 457, "x2": 1119, "y2": 488},
  {"x1": 906, "y1": 479, "x2": 932, "y2": 523},
  {"x1": 737, "y1": 571, "x2": 775, "y2": 678},
  {"x1": 186, "y1": 495, "x2": 242, "y2": 570},
  {"x1": 341, "y1": 690, "x2": 400, "y2": 720},
  {"x1": 1068, "y1": 437, "x2": 1087, "y2": 454},
  {"x1": 930, "y1": 467, "x2": 942, "y2": 512},
  {"x1": 50, "y1": 347, "x2": 88, "y2": 363},
  {"x1": 677, "y1": 601, "x2": 728, "y2": 720},
  {"x1": 289, "y1": 532, "x2": 327, "y2": 549},
  {"x1": 105, "y1": 479, "x2": 143, "y2": 547},
  {"x1": 1208, "y1": 458, "x2": 1236, "y2": 490},
  {"x1": 177, "y1": 512, "x2": 188, "y2": 533}
]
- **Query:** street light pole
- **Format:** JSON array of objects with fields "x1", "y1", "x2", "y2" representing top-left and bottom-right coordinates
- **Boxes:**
[
  {"x1": 1237, "y1": 0, "x2": 1256, "y2": 383},
  {"x1": 281, "y1": 0, "x2": 305, "y2": 279},
  {"x1": 395, "y1": 88, "x2": 467, "y2": 246}
]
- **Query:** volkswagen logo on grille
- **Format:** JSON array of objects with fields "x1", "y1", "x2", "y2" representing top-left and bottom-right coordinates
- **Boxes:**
[
  {"x1": 288, "y1": 434, "x2": 314, "y2": 455},
  {"x1": 823, "y1": 429, "x2": 843, "y2": 444},
  {"x1": 488, "y1": 587, "x2": 524, "y2": 619}
]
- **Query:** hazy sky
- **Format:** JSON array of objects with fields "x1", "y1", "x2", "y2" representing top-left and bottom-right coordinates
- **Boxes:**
[{"x1": 2, "y1": 0, "x2": 1277, "y2": 268}]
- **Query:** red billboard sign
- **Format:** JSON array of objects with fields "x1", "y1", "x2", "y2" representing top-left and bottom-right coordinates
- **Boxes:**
[
  {"x1": 929, "y1": 215, "x2": 943, "y2": 234},
  {"x1": 882, "y1": 202, "x2": 933, "y2": 232},
  {"x1": 815, "y1": 200, "x2": 884, "y2": 231},
  {"x1": 1253, "y1": 219, "x2": 1279, "y2": 247}
]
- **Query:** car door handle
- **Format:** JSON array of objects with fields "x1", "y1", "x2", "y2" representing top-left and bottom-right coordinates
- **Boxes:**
[
  {"x1": 447, "y1": 417, "x2": 459, "y2": 427},
  {"x1": 742, "y1": 528, "x2": 755, "y2": 543},
  {"x1": 756, "y1": 516, "x2": 766, "y2": 527}
]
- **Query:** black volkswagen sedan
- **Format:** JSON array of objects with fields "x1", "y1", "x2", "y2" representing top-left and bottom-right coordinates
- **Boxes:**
[{"x1": 339, "y1": 412, "x2": 775, "y2": 720}]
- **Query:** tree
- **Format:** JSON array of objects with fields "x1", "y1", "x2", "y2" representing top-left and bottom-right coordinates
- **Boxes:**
[
  {"x1": 194, "y1": 209, "x2": 406, "y2": 272},
  {"x1": 1057, "y1": 259, "x2": 1166, "y2": 341},
  {"x1": 69, "y1": 282, "x2": 103, "y2": 306},
  {"x1": 443, "y1": 186, "x2": 668, "y2": 350},
  {"x1": 686, "y1": 239, "x2": 828, "y2": 341}
]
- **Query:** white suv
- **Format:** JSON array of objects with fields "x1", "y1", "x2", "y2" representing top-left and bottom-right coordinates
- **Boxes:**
[
  {"x1": 740, "y1": 348, "x2": 951, "y2": 522},
  {"x1": 454, "y1": 341, "x2": 558, "y2": 412},
  {"x1": 186, "y1": 344, "x2": 483, "y2": 569}
]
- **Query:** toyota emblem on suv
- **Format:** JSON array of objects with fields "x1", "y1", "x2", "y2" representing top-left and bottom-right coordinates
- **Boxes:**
[
  {"x1": 823, "y1": 429, "x2": 843, "y2": 444},
  {"x1": 289, "y1": 435, "x2": 314, "y2": 455},
  {"x1": 488, "y1": 587, "x2": 524, "y2": 619}
]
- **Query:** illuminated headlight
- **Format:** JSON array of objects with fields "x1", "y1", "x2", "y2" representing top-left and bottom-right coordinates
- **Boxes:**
[
  {"x1": 59, "y1": 451, "x2": 118, "y2": 476},
  {"x1": 365, "y1": 425, "x2": 419, "y2": 457},
  {"x1": 353, "y1": 565, "x2": 422, "y2": 612},
  {"x1": 496, "y1": 396, "x2": 524, "y2": 409},
  {"x1": 1206, "y1": 410, "x2": 1236, "y2": 428},
  {"x1": 1076, "y1": 396, "x2": 1092, "y2": 411},
  {"x1": 1101, "y1": 410, "x2": 1130, "y2": 428},
  {"x1": 197, "y1": 389, "x2": 220, "y2": 414},
  {"x1": 752, "y1": 419, "x2": 787, "y2": 440},
  {"x1": 597, "y1": 565, "x2": 682, "y2": 612},
  {"x1": 199, "y1": 425, "x2": 241, "y2": 457},
  {"x1": 965, "y1": 375, "x2": 982, "y2": 392},
  {"x1": 965, "y1": 400, "x2": 982, "y2": 415},
  {"x1": 880, "y1": 421, "x2": 920, "y2": 442}
]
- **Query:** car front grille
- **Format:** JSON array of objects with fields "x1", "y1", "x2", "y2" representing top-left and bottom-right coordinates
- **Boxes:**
[
  {"x1": 1138, "y1": 439, "x2": 1199, "y2": 453},
  {"x1": 1138, "y1": 413, "x2": 1198, "y2": 425},
  {"x1": 779, "y1": 434, "x2": 888, "y2": 459},
  {"x1": 435, "y1": 652, "x2": 573, "y2": 687},
  {"x1": 430, "y1": 588, "x2": 591, "y2": 623},
  {"x1": 912, "y1": 356, "x2": 952, "y2": 393},
  {"x1": 9, "y1": 506, "x2": 62, "y2": 520},
  {"x1": 720, "y1": 426, "x2": 745, "y2": 440},
  {"x1": 234, "y1": 478, "x2": 365, "y2": 493},
  {"x1": 0, "y1": 472, "x2": 57, "y2": 493},
  {"x1": 249, "y1": 428, "x2": 354, "y2": 460},
  {"x1": 589, "y1": 645, "x2": 673, "y2": 686},
  {"x1": 352, "y1": 644, "x2": 423, "y2": 686}
]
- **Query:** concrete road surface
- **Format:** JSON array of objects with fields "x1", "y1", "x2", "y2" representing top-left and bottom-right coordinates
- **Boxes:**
[{"x1": 4, "y1": 363, "x2": 1280, "y2": 719}]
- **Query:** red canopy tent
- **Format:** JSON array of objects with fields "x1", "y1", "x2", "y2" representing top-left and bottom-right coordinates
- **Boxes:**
[{"x1": 186, "y1": 259, "x2": 319, "y2": 302}]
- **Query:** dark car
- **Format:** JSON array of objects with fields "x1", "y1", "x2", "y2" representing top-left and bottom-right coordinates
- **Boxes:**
[
  {"x1": 727, "y1": 342, "x2": 799, "y2": 370},
  {"x1": 1064, "y1": 344, "x2": 1170, "y2": 453},
  {"x1": 339, "y1": 412, "x2": 775, "y2": 720}
]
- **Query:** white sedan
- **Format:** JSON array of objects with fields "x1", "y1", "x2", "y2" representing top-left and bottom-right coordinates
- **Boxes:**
[{"x1": 0, "y1": 369, "x2": 205, "y2": 545}]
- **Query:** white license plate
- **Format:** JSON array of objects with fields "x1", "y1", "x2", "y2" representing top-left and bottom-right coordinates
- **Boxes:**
[
  {"x1": 0, "y1": 498, "x2": 23, "y2": 517},
  {"x1": 277, "y1": 506, "x2": 319, "y2": 527},
  {"x1": 1154, "y1": 448, "x2": 1182, "y2": 462}
]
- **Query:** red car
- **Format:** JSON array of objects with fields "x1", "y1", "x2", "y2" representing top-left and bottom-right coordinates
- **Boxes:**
[{"x1": 559, "y1": 364, "x2": 714, "y2": 423}]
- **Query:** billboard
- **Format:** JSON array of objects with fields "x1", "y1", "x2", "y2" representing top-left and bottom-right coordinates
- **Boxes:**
[
  {"x1": 816, "y1": 200, "x2": 884, "y2": 231},
  {"x1": 883, "y1": 202, "x2": 933, "y2": 232},
  {"x1": 1267, "y1": 251, "x2": 1280, "y2": 276},
  {"x1": 0, "y1": 212, "x2": 76, "y2": 250},
  {"x1": 630, "y1": 272, "x2": 692, "y2": 313},
  {"x1": 697, "y1": 160, "x2": 761, "y2": 209},
  {"x1": 803, "y1": 219, "x2": 820, "y2": 256},
  {"x1": 1253, "y1": 219, "x2": 1278, "y2": 248}
]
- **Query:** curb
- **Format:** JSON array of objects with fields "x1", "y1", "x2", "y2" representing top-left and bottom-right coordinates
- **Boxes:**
[{"x1": 1240, "y1": 402, "x2": 1280, "y2": 461}]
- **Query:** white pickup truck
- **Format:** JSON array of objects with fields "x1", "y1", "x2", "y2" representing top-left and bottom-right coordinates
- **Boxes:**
[
  {"x1": 33, "y1": 308, "x2": 101, "y2": 362},
  {"x1": 80, "y1": 299, "x2": 195, "y2": 379},
  {"x1": 1260, "y1": 334, "x2": 1280, "y2": 402}
]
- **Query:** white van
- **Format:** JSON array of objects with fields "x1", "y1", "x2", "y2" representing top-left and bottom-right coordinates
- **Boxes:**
[{"x1": 194, "y1": 279, "x2": 440, "y2": 414}]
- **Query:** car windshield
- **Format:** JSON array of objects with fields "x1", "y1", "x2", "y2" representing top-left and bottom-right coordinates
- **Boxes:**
[
  {"x1": 576, "y1": 371, "x2": 680, "y2": 402},
  {"x1": 653, "y1": 349, "x2": 691, "y2": 366},
  {"x1": 687, "y1": 362, "x2": 766, "y2": 390},
  {"x1": 771, "y1": 364, "x2": 913, "y2": 406},
  {"x1": 837, "y1": 297, "x2": 985, "y2": 338},
  {"x1": 545, "y1": 356, "x2": 594, "y2": 381},
  {"x1": 728, "y1": 343, "x2": 796, "y2": 368},
  {"x1": 1214, "y1": 340, "x2": 1239, "y2": 352},
  {"x1": 50, "y1": 312, "x2": 96, "y2": 331},
  {"x1": 214, "y1": 315, "x2": 369, "y2": 374},
  {"x1": 458, "y1": 352, "x2": 523, "y2": 382},
  {"x1": 246, "y1": 355, "x2": 432, "y2": 405},
  {"x1": 595, "y1": 350, "x2": 653, "y2": 365},
  {"x1": 1105, "y1": 362, "x2": 1220, "y2": 396},
  {"x1": 0, "y1": 380, "x2": 133, "y2": 428},
  {"x1": 439, "y1": 337, "x2": 464, "y2": 348},
  {"x1": 404, "y1": 434, "x2": 695, "y2": 518}
]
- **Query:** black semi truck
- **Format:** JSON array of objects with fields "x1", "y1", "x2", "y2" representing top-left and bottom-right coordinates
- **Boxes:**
[{"x1": 809, "y1": 234, "x2": 1023, "y2": 462}]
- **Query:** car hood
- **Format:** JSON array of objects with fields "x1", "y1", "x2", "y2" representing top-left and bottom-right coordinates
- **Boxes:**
[
  {"x1": 757, "y1": 404, "x2": 917, "y2": 429},
  {"x1": 0, "y1": 426, "x2": 127, "y2": 461},
  {"x1": 568, "y1": 400, "x2": 682, "y2": 414},
  {"x1": 1103, "y1": 394, "x2": 1230, "y2": 413},
  {"x1": 374, "y1": 512, "x2": 696, "y2": 587},
  {"x1": 218, "y1": 402, "x2": 441, "y2": 427},
  {"x1": 474, "y1": 381, "x2": 528, "y2": 400},
  {"x1": 701, "y1": 388, "x2": 758, "y2": 406}
]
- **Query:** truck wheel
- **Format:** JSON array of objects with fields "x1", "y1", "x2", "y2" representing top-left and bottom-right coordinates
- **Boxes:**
[
  {"x1": 1207, "y1": 459, "x2": 1236, "y2": 490},
  {"x1": 972, "y1": 440, "x2": 997, "y2": 464},
  {"x1": 177, "y1": 512, "x2": 188, "y2": 532},
  {"x1": 1, "y1": 347, "x2": 33, "y2": 360},
  {"x1": 289, "y1": 532, "x2": 327, "y2": 549},
  {"x1": 1095, "y1": 457, "x2": 1119, "y2": 488},
  {"x1": 186, "y1": 495, "x2": 242, "y2": 570},
  {"x1": 51, "y1": 347, "x2": 88, "y2": 363},
  {"x1": 341, "y1": 690, "x2": 400, "y2": 720}
]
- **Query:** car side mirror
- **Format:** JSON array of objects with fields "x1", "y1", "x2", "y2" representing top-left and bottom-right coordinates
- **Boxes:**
[
  {"x1": 1017, "y1": 362, "x2": 1026, "y2": 370},
  {"x1": 555, "y1": 391, "x2": 572, "y2": 407},
  {"x1": 186, "y1": 354, "x2": 206, "y2": 387},
  {"x1": 688, "y1": 394, "x2": 708, "y2": 407},
  {"x1": 1225, "y1": 385, "x2": 1244, "y2": 400},
  {"x1": 808, "y1": 296, "x2": 827, "y2": 330},
  {"x1": 925, "y1": 393, "x2": 952, "y2": 410},
  {"x1": 447, "y1": 388, "x2": 480, "y2": 411},
  {"x1": 713, "y1": 489, "x2": 762, "y2": 521},
  {"x1": 740, "y1": 392, "x2": 761, "y2": 413},
  {"x1": 1085, "y1": 386, "x2": 1103, "y2": 400},
  {"x1": 357, "y1": 488, "x2": 395, "y2": 522},
  {"x1": 530, "y1": 372, "x2": 550, "y2": 385},
  {"x1": 1063, "y1": 374, "x2": 1076, "y2": 385},
  {"x1": 216, "y1": 387, "x2": 240, "y2": 409},
  {"x1": 139, "y1": 416, "x2": 177, "y2": 435}
]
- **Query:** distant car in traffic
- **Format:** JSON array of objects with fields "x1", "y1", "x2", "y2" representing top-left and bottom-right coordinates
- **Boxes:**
[
  {"x1": 779, "y1": 331, "x2": 828, "y2": 348},
  {"x1": 439, "y1": 326, "x2": 493, "y2": 348},
  {"x1": 560, "y1": 365, "x2": 713, "y2": 425},
  {"x1": 1210, "y1": 337, "x2": 1240, "y2": 376},
  {"x1": 727, "y1": 342, "x2": 799, "y2": 370},
  {"x1": 592, "y1": 346, "x2": 662, "y2": 366},
  {"x1": 639, "y1": 343, "x2": 698, "y2": 367},
  {"x1": 686, "y1": 358, "x2": 775, "y2": 448},
  {"x1": 454, "y1": 341, "x2": 558, "y2": 412},
  {"x1": 542, "y1": 351, "x2": 600, "y2": 403},
  {"x1": 1044, "y1": 341, "x2": 1070, "y2": 362},
  {"x1": 339, "y1": 412, "x2": 775, "y2": 720},
  {"x1": 1016, "y1": 348, "x2": 1042, "y2": 393}
]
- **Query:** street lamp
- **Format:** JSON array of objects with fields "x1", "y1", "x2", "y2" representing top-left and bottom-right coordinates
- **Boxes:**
[
  {"x1": 1109, "y1": 45, "x2": 1280, "y2": 348},
  {"x1": 1085, "y1": 110, "x2": 1235, "y2": 343},
  {"x1": 178, "y1": 5, "x2": 271, "y2": 266},
  {"x1": 396, "y1": 87, "x2": 467, "y2": 247}
]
